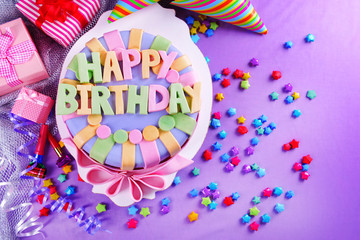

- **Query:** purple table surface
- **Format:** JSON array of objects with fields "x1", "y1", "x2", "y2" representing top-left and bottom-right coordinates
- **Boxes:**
[{"x1": 26, "y1": 0, "x2": 360, "y2": 239}]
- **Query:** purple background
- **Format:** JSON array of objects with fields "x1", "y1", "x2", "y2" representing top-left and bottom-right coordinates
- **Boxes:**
[{"x1": 27, "y1": 0, "x2": 360, "y2": 239}]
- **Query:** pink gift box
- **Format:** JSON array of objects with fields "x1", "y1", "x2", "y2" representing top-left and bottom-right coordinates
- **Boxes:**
[
  {"x1": 11, "y1": 87, "x2": 54, "y2": 124},
  {"x1": 0, "y1": 18, "x2": 48, "y2": 96},
  {"x1": 16, "y1": 0, "x2": 100, "y2": 47}
]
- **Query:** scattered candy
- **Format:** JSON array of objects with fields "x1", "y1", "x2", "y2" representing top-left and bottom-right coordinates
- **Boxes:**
[
  {"x1": 264, "y1": 127, "x2": 272, "y2": 135},
  {"x1": 285, "y1": 190, "x2": 295, "y2": 199},
  {"x1": 43, "y1": 179, "x2": 53, "y2": 187},
  {"x1": 209, "y1": 22, "x2": 218, "y2": 30},
  {"x1": 205, "y1": 29, "x2": 214, "y2": 37},
  {"x1": 57, "y1": 174, "x2": 67, "y2": 183},
  {"x1": 128, "y1": 205, "x2": 139, "y2": 216},
  {"x1": 272, "y1": 71, "x2": 282, "y2": 80},
  {"x1": 292, "y1": 92, "x2": 300, "y2": 100},
  {"x1": 213, "y1": 112, "x2": 222, "y2": 119},
  {"x1": 269, "y1": 122, "x2": 277, "y2": 130},
  {"x1": 240, "y1": 80, "x2": 250, "y2": 89},
  {"x1": 231, "y1": 192, "x2": 240, "y2": 201},
  {"x1": 39, "y1": 207, "x2": 50, "y2": 217},
  {"x1": 189, "y1": 189, "x2": 199, "y2": 197},
  {"x1": 242, "y1": 72, "x2": 251, "y2": 80},
  {"x1": 193, "y1": 20, "x2": 200, "y2": 28},
  {"x1": 210, "y1": 118, "x2": 221, "y2": 128},
  {"x1": 127, "y1": 218, "x2": 138, "y2": 229},
  {"x1": 37, "y1": 195, "x2": 44, "y2": 204},
  {"x1": 252, "y1": 196, "x2": 261, "y2": 205},
  {"x1": 50, "y1": 192, "x2": 59, "y2": 201},
  {"x1": 62, "y1": 165, "x2": 72, "y2": 174},
  {"x1": 300, "y1": 171, "x2": 310, "y2": 180},
  {"x1": 188, "y1": 211, "x2": 198, "y2": 222},
  {"x1": 190, "y1": 27, "x2": 197, "y2": 35},
  {"x1": 263, "y1": 188, "x2": 272, "y2": 197},
  {"x1": 173, "y1": 176, "x2": 181, "y2": 185},
  {"x1": 259, "y1": 115, "x2": 268, "y2": 123},
  {"x1": 225, "y1": 162, "x2": 234, "y2": 172},
  {"x1": 208, "y1": 182, "x2": 218, "y2": 190},
  {"x1": 256, "y1": 168, "x2": 266, "y2": 178},
  {"x1": 249, "y1": 207, "x2": 260, "y2": 216},
  {"x1": 221, "y1": 153, "x2": 230, "y2": 162},
  {"x1": 198, "y1": 24, "x2": 207, "y2": 34},
  {"x1": 212, "y1": 190, "x2": 220, "y2": 200},
  {"x1": 212, "y1": 141, "x2": 222, "y2": 151},
  {"x1": 231, "y1": 156, "x2": 241, "y2": 166},
  {"x1": 233, "y1": 69, "x2": 243, "y2": 79},
  {"x1": 222, "y1": 68, "x2": 231, "y2": 76},
  {"x1": 140, "y1": 207, "x2": 150, "y2": 217},
  {"x1": 208, "y1": 201, "x2": 218, "y2": 210},
  {"x1": 261, "y1": 213, "x2": 271, "y2": 223},
  {"x1": 249, "y1": 58, "x2": 259, "y2": 67},
  {"x1": 221, "y1": 78, "x2": 231, "y2": 88},
  {"x1": 185, "y1": 16, "x2": 194, "y2": 25},
  {"x1": 250, "y1": 221, "x2": 259, "y2": 231},
  {"x1": 212, "y1": 73, "x2": 221, "y2": 81},
  {"x1": 205, "y1": 56, "x2": 210, "y2": 63},
  {"x1": 65, "y1": 186, "x2": 76, "y2": 196},
  {"x1": 284, "y1": 41, "x2": 293, "y2": 49},
  {"x1": 289, "y1": 139, "x2": 300, "y2": 149},
  {"x1": 306, "y1": 90, "x2": 316, "y2": 100},
  {"x1": 302, "y1": 164, "x2": 310, "y2": 171},
  {"x1": 283, "y1": 83, "x2": 293, "y2": 92},
  {"x1": 245, "y1": 146, "x2": 254, "y2": 156},
  {"x1": 237, "y1": 116, "x2": 246, "y2": 124},
  {"x1": 161, "y1": 197, "x2": 171, "y2": 206},
  {"x1": 192, "y1": 167, "x2": 200, "y2": 176},
  {"x1": 237, "y1": 126, "x2": 248, "y2": 135},
  {"x1": 229, "y1": 146, "x2": 239, "y2": 156},
  {"x1": 293, "y1": 162, "x2": 303, "y2": 171},
  {"x1": 218, "y1": 130, "x2": 227, "y2": 139},
  {"x1": 274, "y1": 203, "x2": 285, "y2": 213},
  {"x1": 283, "y1": 143, "x2": 292, "y2": 151},
  {"x1": 201, "y1": 197, "x2": 211, "y2": 207},
  {"x1": 252, "y1": 119, "x2": 262, "y2": 128},
  {"x1": 285, "y1": 96, "x2": 294, "y2": 104},
  {"x1": 227, "y1": 107, "x2": 236, "y2": 117},
  {"x1": 191, "y1": 34, "x2": 200, "y2": 43},
  {"x1": 273, "y1": 187, "x2": 283, "y2": 196},
  {"x1": 203, "y1": 150, "x2": 212, "y2": 160},
  {"x1": 201, "y1": 187, "x2": 211, "y2": 197},
  {"x1": 302, "y1": 155, "x2": 313, "y2": 164},
  {"x1": 223, "y1": 196, "x2": 234, "y2": 206},
  {"x1": 241, "y1": 214, "x2": 251, "y2": 223},
  {"x1": 256, "y1": 127, "x2": 265, "y2": 135},
  {"x1": 96, "y1": 203, "x2": 107, "y2": 213},
  {"x1": 251, "y1": 163, "x2": 259, "y2": 171},
  {"x1": 292, "y1": 109, "x2": 302, "y2": 118},
  {"x1": 242, "y1": 164, "x2": 252, "y2": 173},
  {"x1": 269, "y1": 91, "x2": 279, "y2": 100},
  {"x1": 305, "y1": 34, "x2": 315, "y2": 43}
]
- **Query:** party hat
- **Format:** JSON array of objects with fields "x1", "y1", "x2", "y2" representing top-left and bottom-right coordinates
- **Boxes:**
[{"x1": 108, "y1": 0, "x2": 267, "y2": 34}]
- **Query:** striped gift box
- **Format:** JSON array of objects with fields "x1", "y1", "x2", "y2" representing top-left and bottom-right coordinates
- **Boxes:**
[{"x1": 16, "y1": 0, "x2": 100, "y2": 47}]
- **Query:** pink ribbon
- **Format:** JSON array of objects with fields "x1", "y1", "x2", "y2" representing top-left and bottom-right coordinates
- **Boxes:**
[
  {"x1": 63, "y1": 138, "x2": 193, "y2": 202},
  {"x1": 0, "y1": 27, "x2": 36, "y2": 87},
  {"x1": 16, "y1": 88, "x2": 49, "y2": 107}
]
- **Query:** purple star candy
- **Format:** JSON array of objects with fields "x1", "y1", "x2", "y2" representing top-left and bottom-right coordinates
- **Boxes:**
[
  {"x1": 225, "y1": 162, "x2": 234, "y2": 172},
  {"x1": 283, "y1": 83, "x2": 293, "y2": 92},
  {"x1": 245, "y1": 146, "x2": 255, "y2": 156},
  {"x1": 229, "y1": 146, "x2": 239, "y2": 156},
  {"x1": 212, "y1": 190, "x2": 220, "y2": 200},
  {"x1": 249, "y1": 58, "x2": 259, "y2": 67},
  {"x1": 160, "y1": 205, "x2": 170, "y2": 215},
  {"x1": 242, "y1": 164, "x2": 252, "y2": 173},
  {"x1": 201, "y1": 187, "x2": 211, "y2": 197}
]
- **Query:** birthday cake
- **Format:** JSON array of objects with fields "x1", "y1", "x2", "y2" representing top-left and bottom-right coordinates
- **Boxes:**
[{"x1": 56, "y1": 28, "x2": 201, "y2": 170}]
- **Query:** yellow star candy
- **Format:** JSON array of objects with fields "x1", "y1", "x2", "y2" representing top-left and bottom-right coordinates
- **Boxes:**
[
  {"x1": 198, "y1": 24, "x2": 208, "y2": 34},
  {"x1": 190, "y1": 27, "x2": 197, "y2": 35},
  {"x1": 50, "y1": 192, "x2": 60, "y2": 201},
  {"x1": 193, "y1": 20, "x2": 200, "y2": 29},
  {"x1": 140, "y1": 207, "x2": 150, "y2": 217},
  {"x1": 188, "y1": 211, "x2": 198, "y2": 222},
  {"x1": 215, "y1": 93, "x2": 224, "y2": 102},
  {"x1": 292, "y1": 92, "x2": 300, "y2": 100},
  {"x1": 62, "y1": 165, "x2": 72, "y2": 174},
  {"x1": 43, "y1": 179, "x2": 53, "y2": 187},
  {"x1": 237, "y1": 116, "x2": 246, "y2": 124},
  {"x1": 199, "y1": 14, "x2": 207, "y2": 21},
  {"x1": 242, "y1": 72, "x2": 251, "y2": 80}
]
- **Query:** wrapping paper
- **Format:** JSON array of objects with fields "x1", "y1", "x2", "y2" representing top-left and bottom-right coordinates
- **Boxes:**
[
  {"x1": 16, "y1": 0, "x2": 101, "y2": 47},
  {"x1": 108, "y1": 0, "x2": 267, "y2": 34},
  {"x1": 0, "y1": 18, "x2": 48, "y2": 96},
  {"x1": 11, "y1": 87, "x2": 54, "y2": 124}
]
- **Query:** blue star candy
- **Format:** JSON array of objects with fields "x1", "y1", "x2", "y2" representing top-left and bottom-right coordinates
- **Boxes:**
[
  {"x1": 191, "y1": 34, "x2": 200, "y2": 44},
  {"x1": 189, "y1": 189, "x2": 199, "y2": 197},
  {"x1": 285, "y1": 96, "x2": 294, "y2": 104},
  {"x1": 250, "y1": 137, "x2": 259, "y2": 146},
  {"x1": 209, "y1": 201, "x2": 218, "y2": 210},
  {"x1": 212, "y1": 142, "x2": 222, "y2": 151},
  {"x1": 221, "y1": 153, "x2": 230, "y2": 163},
  {"x1": 205, "y1": 56, "x2": 210, "y2": 63},
  {"x1": 285, "y1": 190, "x2": 295, "y2": 199},
  {"x1": 232, "y1": 192, "x2": 240, "y2": 201},
  {"x1": 185, "y1": 16, "x2": 194, "y2": 25},
  {"x1": 274, "y1": 203, "x2": 285, "y2": 213},
  {"x1": 227, "y1": 108, "x2": 237, "y2": 117},
  {"x1": 292, "y1": 109, "x2": 302, "y2": 118},
  {"x1": 264, "y1": 127, "x2": 272, "y2": 135},
  {"x1": 212, "y1": 73, "x2": 222, "y2": 82},
  {"x1": 273, "y1": 187, "x2": 283, "y2": 196},
  {"x1": 252, "y1": 119, "x2": 262, "y2": 128},
  {"x1": 208, "y1": 182, "x2": 218, "y2": 190},
  {"x1": 65, "y1": 186, "x2": 75, "y2": 196},
  {"x1": 261, "y1": 213, "x2": 271, "y2": 223},
  {"x1": 161, "y1": 197, "x2": 171, "y2": 206},
  {"x1": 205, "y1": 29, "x2": 214, "y2": 37},
  {"x1": 218, "y1": 130, "x2": 227, "y2": 139},
  {"x1": 284, "y1": 41, "x2": 293, "y2": 49},
  {"x1": 302, "y1": 164, "x2": 309, "y2": 171},
  {"x1": 210, "y1": 118, "x2": 221, "y2": 128},
  {"x1": 173, "y1": 176, "x2": 181, "y2": 186},
  {"x1": 128, "y1": 205, "x2": 139, "y2": 216},
  {"x1": 241, "y1": 214, "x2": 251, "y2": 223},
  {"x1": 259, "y1": 115, "x2": 268, "y2": 123},
  {"x1": 270, "y1": 91, "x2": 279, "y2": 101},
  {"x1": 269, "y1": 122, "x2": 277, "y2": 130},
  {"x1": 305, "y1": 34, "x2": 315, "y2": 43},
  {"x1": 256, "y1": 168, "x2": 266, "y2": 178}
]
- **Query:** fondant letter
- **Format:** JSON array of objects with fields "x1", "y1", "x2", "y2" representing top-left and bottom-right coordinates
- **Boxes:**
[
  {"x1": 148, "y1": 85, "x2": 169, "y2": 112},
  {"x1": 57, "y1": 83, "x2": 78, "y2": 115},
  {"x1": 77, "y1": 52, "x2": 102, "y2": 83},
  {"x1": 121, "y1": 49, "x2": 141, "y2": 80},
  {"x1": 169, "y1": 83, "x2": 190, "y2": 114},
  {"x1": 109, "y1": 85, "x2": 128, "y2": 114},
  {"x1": 103, "y1": 51, "x2": 123, "y2": 82},
  {"x1": 91, "y1": 86, "x2": 115, "y2": 115},
  {"x1": 127, "y1": 85, "x2": 149, "y2": 115},
  {"x1": 142, "y1": 49, "x2": 160, "y2": 79},
  {"x1": 158, "y1": 51, "x2": 177, "y2": 79}
]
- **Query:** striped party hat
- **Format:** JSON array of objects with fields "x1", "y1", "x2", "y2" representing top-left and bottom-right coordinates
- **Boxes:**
[{"x1": 108, "y1": 0, "x2": 267, "y2": 34}]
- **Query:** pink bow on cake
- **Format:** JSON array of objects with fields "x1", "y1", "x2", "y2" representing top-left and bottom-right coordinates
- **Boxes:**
[{"x1": 0, "y1": 28, "x2": 36, "y2": 87}]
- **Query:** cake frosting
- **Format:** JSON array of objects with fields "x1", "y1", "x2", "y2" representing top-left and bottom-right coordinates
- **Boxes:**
[{"x1": 56, "y1": 28, "x2": 201, "y2": 171}]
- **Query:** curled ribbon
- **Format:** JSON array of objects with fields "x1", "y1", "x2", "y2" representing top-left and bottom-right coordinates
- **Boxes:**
[
  {"x1": 35, "y1": 0, "x2": 88, "y2": 29},
  {"x1": 0, "y1": 28, "x2": 36, "y2": 87},
  {"x1": 8, "y1": 112, "x2": 39, "y2": 178}
]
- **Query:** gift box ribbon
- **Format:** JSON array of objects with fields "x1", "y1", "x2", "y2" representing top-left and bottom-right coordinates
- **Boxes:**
[
  {"x1": 35, "y1": 0, "x2": 88, "y2": 29},
  {"x1": 16, "y1": 88, "x2": 50, "y2": 107},
  {"x1": 0, "y1": 28, "x2": 36, "y2": 87}
]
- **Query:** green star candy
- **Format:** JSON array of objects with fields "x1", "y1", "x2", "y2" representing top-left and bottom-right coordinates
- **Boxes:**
[
  {"x1": 249, "y1": 206, "x2": 260, "y2": 216},
  {"x1": 140, "y1": 207, "x2": 150, "y2": 217},
  {"x1": 201, "y1": 197, "x2": 211, "y2": 207},
  {"x1": 57, "y1": 174, "x2": 67, "y2": 183},
  {"x1": 252, "y1": 196, "x2": 261, "y2": 205},
  {"x1": 192, "y1": 167, "x2": 200, "y2": 176},
  {"x1": 240, "y1": 80, "x2": 250, "y2": 89},
  {"x1": 270, "y1": 91, "x2": 279, "y2": 100},
  {"x1": 209, "y1": 22, "x2": 219, "y2": 30},
  {"x1": 96, "y1": 203, "x2": 106, "y2": 213},
  {"x1": 251, "y1": 163, "x2": 259, "y2": 171},
  {"x1": 256, "y1": 127, "x2": 264, "y2": 135},
  {"x1": 306, "y1": 90, "x2": 316, "y2": 100}
]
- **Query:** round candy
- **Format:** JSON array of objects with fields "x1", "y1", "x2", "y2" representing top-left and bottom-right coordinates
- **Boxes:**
[
  {"x1": 165, "y1": 69, "x2": 179, "y2": 83},
  {"x1": 96, "y1": 125, "x2": 111, "y2": 139},
  {"x1": 87, "y1": 115, "x2": 102, "y2": 126},
  {"x1": 129, "y1": 129, "x2": 143, "y2": 144},
  {"x1": 113, "y1": 129, "x2": 128, "y2": 144},
  {"x1": 142, "y1": 125, "x2": 159, "y2": 141},
  {"x1": 158, "y1": 115, "x2": 175, "y2": 131}
]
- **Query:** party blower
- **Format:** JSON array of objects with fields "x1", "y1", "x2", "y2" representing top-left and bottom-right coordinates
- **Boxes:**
[
  {"x1": 47, "y1": 130, "x2": 72, "y2": 168},
  {"x1": 25, "y1": 124, "x2": 48, "y2": 178}
]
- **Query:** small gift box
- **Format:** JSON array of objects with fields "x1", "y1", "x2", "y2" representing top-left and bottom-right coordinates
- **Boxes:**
[
  {"x1": 0, "y1": 18, "x2": 48, "y2": 96},
  {"x1": 16, "y1": 0, "x2": 101, "y2": 47},
  {"x1": 11, "y1": 87, "x2": 54, "y2": 124}
]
